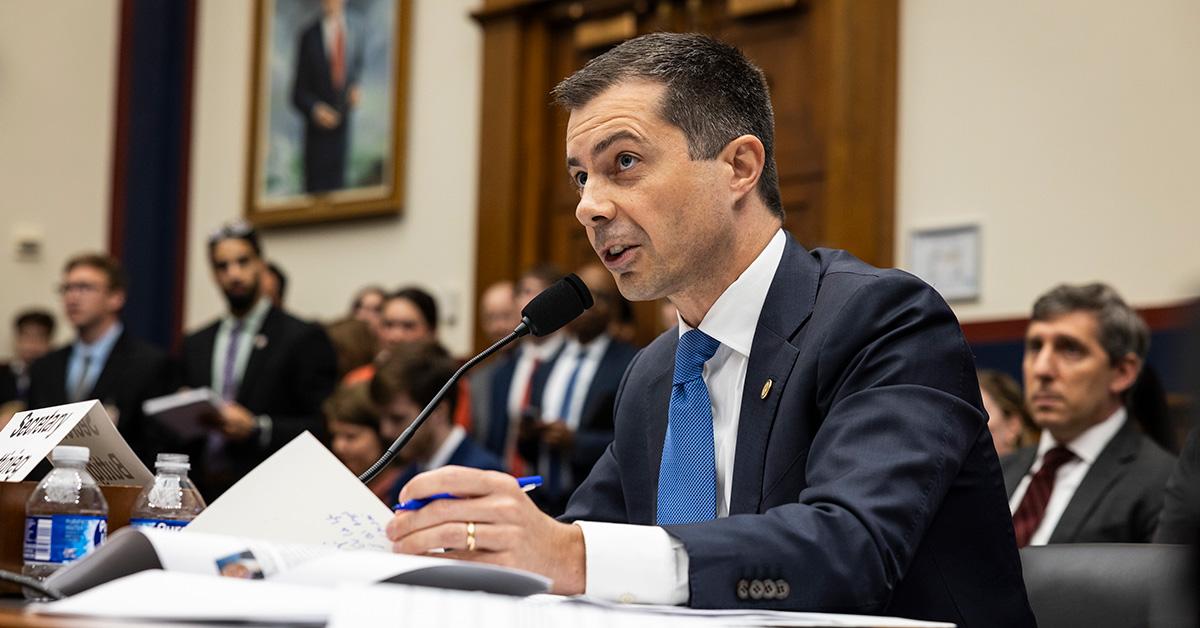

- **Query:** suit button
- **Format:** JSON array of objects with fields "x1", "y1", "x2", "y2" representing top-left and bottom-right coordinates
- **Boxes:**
[
  {"x1": 736, "y1": 579, "x2": 750, "y2": 600},
  {"x1": 749, "y1": 579, "x2": 765, "y2": 600},
  {"x1": 762, "y1": 579, "x2": 777, "y2": 599},
  {"x1": 776, "y1": 579, "x2": 790, "y2": 599}
]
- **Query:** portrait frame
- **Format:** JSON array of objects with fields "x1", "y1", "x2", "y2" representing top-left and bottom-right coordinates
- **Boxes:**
[
  {"x1": 244, "y1": 0, "x2": 411, "y2": 227},
  {"x1": 908, "y1": 224, "x2": 982, "y2": 303}
]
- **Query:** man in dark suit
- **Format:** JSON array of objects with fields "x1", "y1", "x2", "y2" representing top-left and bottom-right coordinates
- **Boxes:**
[
  {"x1": 27, "y1": 254, "x2": 171, "y2": 463},
  {"x1": 179, "y1": 222, "x2": 337, "y2": 498},
  {"x1": 290, "y1": 0, "x2": 365, "y2": 193},
  {"x1": 467, "y1": 280, "x2": 520, "y2": 447},
  {"x1": 520, "y1": 263, "x2": 636, "y2": 515},
  {"x1": 386, "y1": 33, "x2": 1033, "y2": 626},
  {"x1": 1, "y1": 309, "x2": 56, "y2": 407},
  {"x1": 370, "y1": 341, "x2": 503, "y2": 505},
  {"x1": 1000, "y1": 283, "x2": 1175, "y2": 545},
  {"x1": 482, "y1": 266, "x2": 565, "y2": 472}
]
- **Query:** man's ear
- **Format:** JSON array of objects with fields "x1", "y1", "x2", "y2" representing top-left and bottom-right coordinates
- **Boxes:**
[
  {"x1": 108, "y1": 289, "x2": 127, "y2": 314},
  {"x1": 721, "y1": 134, "x2": 766, "y2": 202},
  {"x1": 1110, "y1": 353, "x2": 1142, "y2": 397}
]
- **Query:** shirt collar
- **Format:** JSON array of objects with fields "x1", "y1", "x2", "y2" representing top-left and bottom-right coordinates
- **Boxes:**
[
  {"x1": 678, "y1": 229, "x2": 786, "y2": 357},
  {"x1": 565, "y1": 334, "x2": 611, "y2": 360},
  {"x1": 427, "y1": 425, "x2": 466, "y2": 470},
  {"x1": 1038, "y1": 407, "x2": 1127, "y2": 465},
  {"x1": 525, "y1": 334, "x2": 565, "y2": 361},
  {"x1": 73, "y1": 321, "x2": 123, "y2": 359}
]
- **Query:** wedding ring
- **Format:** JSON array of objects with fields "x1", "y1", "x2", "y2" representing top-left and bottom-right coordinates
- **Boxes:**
[{"x1": 466, "y1": 521, "x2": 477, "y2": 552}]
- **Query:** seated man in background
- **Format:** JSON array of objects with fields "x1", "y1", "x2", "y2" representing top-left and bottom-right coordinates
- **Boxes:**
[
  {"x1": 1003, "y1": 283, "x2": 1175, "y2": 545},
  {"x1": 325, "y1": 381, "x2": 399, "y2": 502},
  {"x1": 482, "y1": 265, "x2": 566, "y2": 472},
  {"x1": 179, "y1": 222, "x2": 337, "y2": 499},
  {"x1": 1, "y1": 308, "x2": 56, "y2": 407},
  {"x1": 978, "y1": 369, "x2": 1039, "y2": 457},
  {"x1": 27, "y1": 254, "x2": 171, "y2": 463},
  {"x1": 519, "y1": 264, "x2": 636, "y2": 515},
  {"x1": 468, "y1": 280, "x2": 521, "y2": 450},
  {"x1": 370, "y1": 341, "x2": 503, "y2": 505}
]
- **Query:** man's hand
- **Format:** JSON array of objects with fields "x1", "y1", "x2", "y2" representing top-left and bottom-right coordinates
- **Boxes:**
[
  {"x1": 540, "y1": 421, "x2": 574, "y2": 451},
  {"x1": 386, "y1": 466, "x2": 586, "y2": 595},
  {"x1": 312, "y1": 102, "x2": 340, "y2": 129},
  {"x1": 217, "y1": 402, "x2": 257, "y2": 442}
]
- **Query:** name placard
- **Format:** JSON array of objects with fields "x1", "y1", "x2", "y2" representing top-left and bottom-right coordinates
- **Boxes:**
[{"x1": 0, "y1": 400, "x2": 153, "y2": 486}]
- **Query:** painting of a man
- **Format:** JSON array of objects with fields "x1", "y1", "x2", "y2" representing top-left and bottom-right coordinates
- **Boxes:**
[{"x1": 291, "y1": 0, "x2": 365, "y2": 193}]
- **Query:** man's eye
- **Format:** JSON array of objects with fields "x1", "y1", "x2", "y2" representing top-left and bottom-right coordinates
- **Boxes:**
[
  {"x1": 617, "y1": 154, "x2": 638, "y2": 170},
  {"x1": 573, "y1": 171, "x2": 588, "y2": 188}
]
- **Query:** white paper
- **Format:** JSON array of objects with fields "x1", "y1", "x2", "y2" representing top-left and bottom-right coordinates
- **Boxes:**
[
  {"x1": 541, "y1": 596, "x2": 957, "y2": 627},
  {"x1": 0, "y1": 400, "x2": 152, "y2": 486},
  {"x1": 329, "y1": 583, "x2": 705, "y2": 628},
  {"x1": 185, "y1": 431, "x2": 395, "y2": 550},
  {"x1": 34, "y1": 570, "x2": 331, "y2": 625}
]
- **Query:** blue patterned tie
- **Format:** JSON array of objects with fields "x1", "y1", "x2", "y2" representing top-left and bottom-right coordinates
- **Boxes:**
[{"x1": 656, "y1": 329, "x2": 721, "y2": 525}]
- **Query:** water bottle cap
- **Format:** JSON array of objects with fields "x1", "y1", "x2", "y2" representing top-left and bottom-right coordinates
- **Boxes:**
[
  {"x1": 155, "y1": 452, "x2": 190, "y2": 471},
  {"x1": 50, "y1": 445, "x2": 90, "y2": 464}
]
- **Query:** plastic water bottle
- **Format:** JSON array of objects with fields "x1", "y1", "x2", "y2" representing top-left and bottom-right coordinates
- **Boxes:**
[
  {"x1": 129, "y1": 453, "x2": 206, "y2": 531},
  {"x1": 22, "y1": 446, "x2": 109, "y2": 586}
]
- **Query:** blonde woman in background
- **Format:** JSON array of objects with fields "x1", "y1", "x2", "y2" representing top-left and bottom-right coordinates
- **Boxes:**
[{"x1": 978, "y1": 369, "x2": 1039, "y2": 457}]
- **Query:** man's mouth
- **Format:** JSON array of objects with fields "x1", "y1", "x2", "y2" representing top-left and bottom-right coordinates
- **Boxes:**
[{"x1": 602, "y1": 244, "x2": 639, "y2": 266}]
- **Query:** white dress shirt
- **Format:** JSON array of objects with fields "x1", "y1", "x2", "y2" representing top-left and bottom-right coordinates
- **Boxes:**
[
  {"x1": 1008, "y1": 407, "x2": 1127, "y2": 546},
  {"x1": 427, "y1": 425, "x2": 467, "y2": 471},
  {"x1": 576, "y1": 228, "x2": 787, "y2": 605},
  {"x1": 540, "y1": 334, "x2": 612, "y2": 430},
  {"x1": 506, "y1": 335, "x2": 565, "y2": 421}
]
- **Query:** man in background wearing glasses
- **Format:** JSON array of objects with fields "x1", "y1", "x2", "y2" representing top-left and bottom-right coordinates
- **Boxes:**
[{"x1": 26, "y1": 253, "x2": 171, "y2": 465}]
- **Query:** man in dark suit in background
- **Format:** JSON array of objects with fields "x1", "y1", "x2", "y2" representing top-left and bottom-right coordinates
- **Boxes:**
[
  {"x1": 520, "y1": 263, "x2": 636, "y2": 515},
  {"x1": 482, "y1": 266, "x2": 565, "y2": 473},
  {"x1": 27, "y1": 254, "x2": 171, "y2": 463},
  {"x1": 180, "y1": 222, "x2": 337, "y2": 498},
  {"x1": 467, "y1": 280, "x2": 520, "y2": 448},
  {"x1": 1, "y1": 309, "x2": 56, "y2": 407},
  {"x1": 371, "y1": 341, "x2": 504, "y2": 505},
  {"x1": 291, "y1": 0, "x2": 365, "y2": 193},
  {"x1": 1001, "y1": 283, "x2": 1175, "y2": 545},
  {"x1": 386, "y1": 33, "x2": 1034, "y2": 626}
]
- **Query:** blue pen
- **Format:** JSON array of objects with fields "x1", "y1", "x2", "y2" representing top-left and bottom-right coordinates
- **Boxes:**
[{"x1": 394, "y1": 475, "x2": 543, "y2": 511}]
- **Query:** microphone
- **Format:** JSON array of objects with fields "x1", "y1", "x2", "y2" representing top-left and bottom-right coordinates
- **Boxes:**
[{"x1": 358, "y1": 273, "x2": 594, "y2": 484}]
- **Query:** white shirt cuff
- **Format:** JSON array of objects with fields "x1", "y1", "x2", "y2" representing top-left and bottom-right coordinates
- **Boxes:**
[{"x1": 575, "y1": 520, "x2": 689, "y2": 605}]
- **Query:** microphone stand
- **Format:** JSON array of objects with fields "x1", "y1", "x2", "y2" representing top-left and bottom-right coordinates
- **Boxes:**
[{"x1": 358, "y1": 319, "x2": 531, "y2": 484}]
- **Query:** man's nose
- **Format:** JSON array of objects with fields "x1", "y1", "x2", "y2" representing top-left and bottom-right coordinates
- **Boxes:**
[
  {"x1": 1030, "y1": 346, "x2": 1056, "y2": 378},
  {"x1": 575, "y1": 181, "x2": 616, "y2": 226}
]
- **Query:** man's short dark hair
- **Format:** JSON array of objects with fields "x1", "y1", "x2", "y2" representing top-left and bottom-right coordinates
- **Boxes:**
[
  {"x1": 63, "y1": 253, "x2": 127, "y2": 293},
  {"x1": 1031, "y1": 283, "x2": 1150, "y2": 364},
  {"x1": 552, "y1": 32, "x2": 783, "y2": 219},
  {"x1": 387, "y1": 287, "x2": 439, "y2": 332},
  {"x1": 207, "y1": 221, "x2": 262, "y2": 262},
  {"x1": 14, "y1": 309, "x2": 55, "y2": 338},
  {"x1": 370, "y1": 341, "x2": 457, "y2": 422}
]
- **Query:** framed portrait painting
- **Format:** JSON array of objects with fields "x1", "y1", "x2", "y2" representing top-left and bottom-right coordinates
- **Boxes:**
[{"x1": 245, "y1": 0, "x2": 410, "y2": 227}]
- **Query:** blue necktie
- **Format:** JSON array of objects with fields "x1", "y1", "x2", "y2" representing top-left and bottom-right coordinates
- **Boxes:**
[
  {"x1": 547, "y1": 348, "x2": 586, "y2": 496},
  {"x1": 656, "y1": 329, "x2": 721, "y2": 525}
]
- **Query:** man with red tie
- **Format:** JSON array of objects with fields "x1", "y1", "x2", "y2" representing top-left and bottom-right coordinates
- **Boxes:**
[
  {"x1": 291, "y1": 0, "x2": 364, "y2": 193},
  {"x1": 1002, "y1": 283, "x2": 1175, "y2": 545}
]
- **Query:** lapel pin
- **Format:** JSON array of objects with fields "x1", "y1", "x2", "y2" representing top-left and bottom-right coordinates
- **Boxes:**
[
  {"x1": 760, "y1": 378, "x2": 773, "y2": 400},
  {"x1": 254, "y1": 334, "x2": 268, "y2": 350}
]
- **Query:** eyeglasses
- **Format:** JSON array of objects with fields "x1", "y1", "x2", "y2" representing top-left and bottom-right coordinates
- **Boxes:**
[{"x1": 57, "y1": 282, "x2": 103, "y2": 296}]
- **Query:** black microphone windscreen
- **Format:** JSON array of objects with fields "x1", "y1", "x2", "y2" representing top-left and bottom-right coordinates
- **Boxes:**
[{"x1": 521, "y1": 273, "x2": 594, "y2": 337}]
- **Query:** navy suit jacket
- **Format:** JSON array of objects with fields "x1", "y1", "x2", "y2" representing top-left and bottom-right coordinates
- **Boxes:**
[
  {"x1": 482, "y1": 344, "x2": 561, "y2": 460},
  {"x1": 562, "y1": 236, "x2": 1035, "y2": 626}
]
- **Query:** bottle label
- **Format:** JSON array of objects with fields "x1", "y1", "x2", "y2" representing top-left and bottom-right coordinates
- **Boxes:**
[
  {"x1": 129, "y1": 518, "x2": 190, "y2": 531},
  {"x1": 23, "y1": 515, "x2": 107, "y2": 565}
]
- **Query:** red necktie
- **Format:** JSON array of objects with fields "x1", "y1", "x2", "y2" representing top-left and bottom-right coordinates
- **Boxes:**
[
  {"x1": 505, "y1": 358, "x2": 542, "y2": 474},
  {"x1": 1012, "y1": 446, "x2": 1077, "y2": 547},
  {"x1": 330, "y1": 22, "x2": 345, "y2": 89}
]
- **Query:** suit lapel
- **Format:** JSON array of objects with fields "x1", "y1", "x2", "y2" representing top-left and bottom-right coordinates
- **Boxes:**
[
  {"x1": 1049, "y1": 419, "x2": 1139, "y2": 543},
  {"x1": 88, "y1": 331, "x2": 128, "y2": 400},
  {"x1": 728, "y1": 235, "x2": 819, "y2": 515},
  {"x1": 1003, "y1": 448, "x2": 1037, "y2": 497},
  {"x1": 236, "y1": 308, "x2": 277, "y2": 406},
  {"x1": 637, "y1": 338, "x2": 676, "y2": 525}
]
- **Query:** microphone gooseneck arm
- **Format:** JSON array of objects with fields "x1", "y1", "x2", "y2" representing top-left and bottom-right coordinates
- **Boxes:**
[{"x1": 358, "y1": 320, "x2": 530, "y2": 485}]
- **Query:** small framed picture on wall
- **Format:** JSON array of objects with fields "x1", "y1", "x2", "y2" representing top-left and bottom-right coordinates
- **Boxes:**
[{"x1": 908, "y1": 224, "x2": 981, "y2": 303}]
